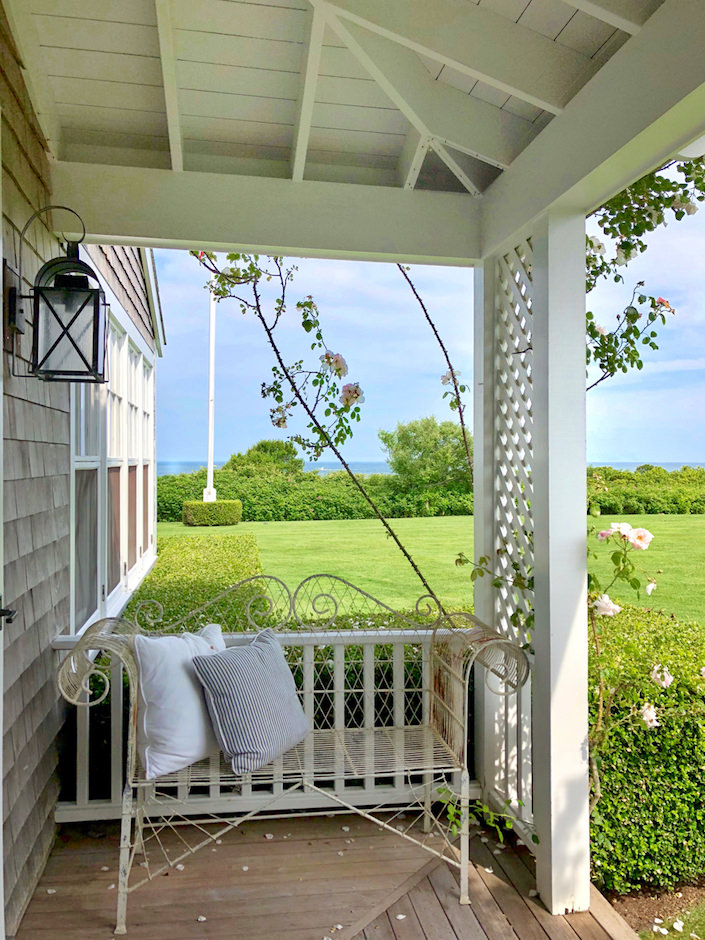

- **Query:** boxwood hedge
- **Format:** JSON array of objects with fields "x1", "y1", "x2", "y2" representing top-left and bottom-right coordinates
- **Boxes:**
[
  {"x1": 123, "y1": 533, "x2": 262, "y2": 624},
  {"x1": 590, "y1": 604, "x2": 705, "y2": 893},
  {"x1": 157, "y1": 467, "x2": 473, "y2": 523},
  {"x1": 182, "y1": 499, "x2": 243, "y2": 526}
]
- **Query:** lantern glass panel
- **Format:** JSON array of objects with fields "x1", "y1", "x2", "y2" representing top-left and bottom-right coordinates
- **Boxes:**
[{"x1": 34, "y1": 286, "x2": 104, "y2": 378}]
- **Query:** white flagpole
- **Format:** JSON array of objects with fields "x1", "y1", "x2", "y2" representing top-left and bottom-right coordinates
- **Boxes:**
[{"x1": 203, "y1": 291, "x2": 217, "y2": 502}]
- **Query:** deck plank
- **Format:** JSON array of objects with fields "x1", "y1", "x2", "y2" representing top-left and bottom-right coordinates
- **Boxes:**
[
  {"x1": 14, "y1": 817, "x2": 641, "y2": 940},
  {"x1": 428, "y1": 864, "x2": 489, "y2": 940},
  {"x1": 471, "y1": 840, "x2": 548, "y2": 940},
  {"x1": 386, "y1": 894, "x2": 427, "y2": 939},
  {"x1": 407, "y1": 876, "x2": 457, "y2": 939}
]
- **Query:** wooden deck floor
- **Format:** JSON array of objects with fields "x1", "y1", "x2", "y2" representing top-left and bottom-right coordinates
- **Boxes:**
[{"x1": 15, "y1": 815, "x2": 639, "y2": 940}]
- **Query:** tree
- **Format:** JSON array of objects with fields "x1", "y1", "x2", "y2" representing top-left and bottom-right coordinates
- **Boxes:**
[
  {"x1": 378, "y1": 418, "x2": 472, "y2": 492},
  {"x1": 222, "y1": 439, "x2": 304, "y2": 474}
]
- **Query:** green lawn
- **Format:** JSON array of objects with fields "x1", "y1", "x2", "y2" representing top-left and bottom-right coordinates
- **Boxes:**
[
  {"x1": 158, "y1": 516, "x2": 475, "y2": 611},
  {"x1": 157, "y1": 513, "x2": 705, "y2": 622}
]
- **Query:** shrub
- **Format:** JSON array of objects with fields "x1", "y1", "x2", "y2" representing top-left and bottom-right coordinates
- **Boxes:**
[
  {"x1": 182, "y1": 499, "x2": 242, "y2": 526},
  {"x1": 123, "y1": 534, "x2": 262, "y2": 624},
  {"x1": 590, "y1": 605, "x2": 705, "y2": 893}
]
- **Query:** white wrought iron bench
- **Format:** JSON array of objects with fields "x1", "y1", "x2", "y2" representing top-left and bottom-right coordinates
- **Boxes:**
[{"x1": 57, "y1": 574, "x2": 530, "y2": 935}]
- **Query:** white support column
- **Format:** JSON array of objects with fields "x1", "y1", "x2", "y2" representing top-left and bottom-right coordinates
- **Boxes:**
[
  {"x1": 531, "y1": 210, "x2": 590, "y2": 914},
  {"x1": 472, "y1": 258, "x2": 497, "y2": 792}
]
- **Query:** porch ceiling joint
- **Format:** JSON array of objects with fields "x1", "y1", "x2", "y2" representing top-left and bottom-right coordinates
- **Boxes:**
[
  {"x1": 567, "y1": 0, "x2": 657, "y2": 35},
  {"x1": 314, "y1": 0, "x2": 598, "y2": 114},
  {"x1": 155, "y1": 0, "x2": 184, "y2": 173},
  {"x1": 291, "y1": 8, "x2": 325, "y2": 181}
]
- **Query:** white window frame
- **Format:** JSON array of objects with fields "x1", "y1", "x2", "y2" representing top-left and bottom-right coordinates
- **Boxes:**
[{"x1": 69, "y1": 303, "x2": 157, "y2": 635}]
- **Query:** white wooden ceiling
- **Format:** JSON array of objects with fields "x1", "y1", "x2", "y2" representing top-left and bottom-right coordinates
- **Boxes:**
[{"x1": 9, "y1": 0, "x2": 663, "y2": 195}]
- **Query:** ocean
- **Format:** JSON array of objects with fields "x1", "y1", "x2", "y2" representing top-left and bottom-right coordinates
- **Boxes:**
[
  {"x1": 156, "y1": 460, "x2": 391, "y2": 477},
  {"x1": 157, "y1": 459, "x2": 704, "y2": 478}
]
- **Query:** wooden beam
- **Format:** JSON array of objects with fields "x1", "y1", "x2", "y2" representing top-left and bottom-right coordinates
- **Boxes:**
[
  {"x1": 317, "y1": 0, "x2": 597, "y2": 114},
  {"x1": 291, "y1": 9, "x2": 325, "y2": 181},
  {"x1": 568, "y1": 0, "x2": 659, "y2": 35},
  {"x1": 50, "y1": 161, "x2": 481, "y2": 264},
  {"x1": 397, "y1": 128, "x2": 428, "y2": 189},
  {"x1": 432, "y1": 141, "x2": 481, "y2": 195},
  {"x1": 319, "y1": 16, "x2": 537, "y2": 169},
  {"x1": 155, "y1": 0, "x2": 183, "y2": 172},
  {"x1": 482, "y1": 0, "x2": 705, "y2": 257}
]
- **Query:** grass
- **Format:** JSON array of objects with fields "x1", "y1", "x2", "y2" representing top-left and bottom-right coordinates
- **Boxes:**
[
  {"x1": 158, "y1": 516, "x2": 475, "y2": 611},
  {"x1": 158, "y1": 513, "x2": 705, "y2": 622},
  {"x1": 638, "y1": 904, "x2": 705, "y2": 940},
  {"x1": 589, "y1": 514, "x2": 705, "y2": 624}
]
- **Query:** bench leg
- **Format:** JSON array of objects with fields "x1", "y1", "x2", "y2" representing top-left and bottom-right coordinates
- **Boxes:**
[
  {"x1": 115, "y1": 782, "x2": 134, "y2": 935},
  {"x1": 423, "y1": 773, "x2": 432, "y2": 833},
  {"x1": 459, "y1": 769, "x2": 470, "y2": 905}
]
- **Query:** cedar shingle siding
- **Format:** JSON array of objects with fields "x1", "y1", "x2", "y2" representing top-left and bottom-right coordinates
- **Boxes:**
[{"x1": 0, "y1": 5, "x2": 156, "y2": 932}]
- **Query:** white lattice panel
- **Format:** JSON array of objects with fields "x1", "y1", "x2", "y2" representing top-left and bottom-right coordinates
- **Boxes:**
[
  {"x1": 489, "y1": 237, "x2": 535, "y2": 828},
  {"x1": 494, "y1": 238, "x2": 535, "y2": 645}
]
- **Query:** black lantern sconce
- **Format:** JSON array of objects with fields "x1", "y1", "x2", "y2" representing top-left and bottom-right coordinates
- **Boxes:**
[{"x1": 9, "y1": 205, "x2": 107, "y2": 383}]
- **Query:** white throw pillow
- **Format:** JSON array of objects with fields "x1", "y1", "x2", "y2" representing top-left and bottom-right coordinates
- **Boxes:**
[{"x1": 134, "y1": 624, "x2": 225, "y2": 780}]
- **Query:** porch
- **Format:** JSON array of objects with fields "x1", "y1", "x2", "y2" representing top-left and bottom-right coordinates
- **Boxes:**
[{"x1": 15, "y1": 813, "x2": 636, "y2": 940}]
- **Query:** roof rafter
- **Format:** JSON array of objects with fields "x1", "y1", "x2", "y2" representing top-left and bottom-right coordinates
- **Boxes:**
[
  {"x1": 398, "y1": 128, "x2": 429, "y2": 189},
  {"x1": 567, "y1": 0, "x2": 658, "y2": 35},
  {"x1": 317, "y1": 14, "x2": 538, "y2": 173},
  {"x1": 432, "y1": 142, "x2": 481, "y2": 195},
  {"x1": 291, "y1": 8, "x2": 325, "y2": 181},
  {"x1": 155, "y1": 0, "x2": 184, "y2": 172},
  {"x1": 316, "y1": 0, "x2": 598, "y2": 114}
]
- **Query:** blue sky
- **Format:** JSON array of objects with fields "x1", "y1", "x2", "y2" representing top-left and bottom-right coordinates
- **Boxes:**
[{"x1": 154, "y1": 209, "x2": 705, "y2": 465}]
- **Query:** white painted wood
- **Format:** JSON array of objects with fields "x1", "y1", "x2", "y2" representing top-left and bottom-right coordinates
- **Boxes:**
[
  {"x1": 175, "y1": 31, "x2": 304, "y2": 74},
  {"x1": 3, "y1": 0, "x2": 61, "y2": 150},
  {"x1": 320, "y1": 19, "x2": 538, "y2": 169},
  {"x1": 472, "y1": 258, "x2": 497, "y2": 805},
  {"x1": 567, "y1": 0, "x2": 658, "y2": 34},
  {"x1": 51, "y1": 161, "x2": 481, "y2": 264},
  {"x1": 110, "y1": 661, "x2": 124, "y2": 805},
  {"x1": 397, "y1": 128, "x2": 427, "y2": 189},
  {"x1": 318, "y1": 0, "x2": 597, "y2": 113},
  {"x1": 155, "y1": 0, "x2": 183, "y2": 172},
  {"x1": 431, "y1": 141, "x2": 481, "y2": 195},
  {"x1": 42, "y1": 47, "x2": 163, "y2": 85},
  {"x1": 173, "y1": 0, "x2": 310, "y2": 42},
  {"x1": 530, "y1": 210, "x2": 590, "y2": 915},
  {"x1": 0, "y1": 112, "x2": 5, "y2": 940},
  {"x1": 32, "y1": 15, "x2": 159, "y2": 57},
  {"x1": 481, "y1": 0, "x2": 705, "y2": 255},
  {"x1": 31, "y1": 0, "x2": 158, "y2": 25},
  {"x1": 49, "y1": 77, "x2": 166, "y2": 114},
  {"x1": 291, "y1": 9, "x2": 324, "y2": 180}
]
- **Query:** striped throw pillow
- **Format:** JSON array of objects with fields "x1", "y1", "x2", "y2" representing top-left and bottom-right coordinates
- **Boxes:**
[{"x1": 192, "y1": 629, "x2": 310, "y2": 774}]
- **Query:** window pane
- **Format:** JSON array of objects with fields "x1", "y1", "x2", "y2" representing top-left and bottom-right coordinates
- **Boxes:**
[
  {"x1": 143, "y1": 464, "x2": 149, "y2": 554},
  {"x1": 128, "y1": 466, "x2": 137, "y2": 569},
  {"x1": 75, "y1": 469, "x2": 98, "y2": 627},
  {"x1": 108, "y1": 467, "x2": 121, "y2": 594}
]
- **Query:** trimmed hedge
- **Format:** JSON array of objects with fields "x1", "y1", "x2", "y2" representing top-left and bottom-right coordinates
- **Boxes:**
[
  {"x1": 588, "y1": 465, "x2": 705, "y2": 515},
  {"x1": 123, "y1": 533, "x2": 262, "y2": 624},
  {"x1": 590, "y1": 604, "x2": 705, "y2": 893},
  {"x1": 182, "y1": 499, "x2": 243, "y2": 526},
  {"x1": 158, "y1": 467, "x2": 473, "y2": 523}
]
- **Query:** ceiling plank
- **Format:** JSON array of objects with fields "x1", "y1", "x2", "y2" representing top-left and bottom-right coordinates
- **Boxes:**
[
  {"x1": 566, "y1": 0, "x2": 659, "y2": 35},
  {"x1": 397, "y1": 128, "x2": 428, "y2": 189},
  {"x1": 320, "y1": 16, "x2": 538, "y2": 169},
  {"x1": 482, "y1": 0, "x2": 705, "y2": 256},
  {"x1": 3, "y1": 0, "x2": 61, "y2": 151},
  {"x1": 317, "y1": 0, "x2": 598, "y2": 114},
  {"x1": 155, "y1": 0, "x2": 183, "y2": 172},
  {"x1": 50, "y1": 160, "x2": 481, "y2": 264}
]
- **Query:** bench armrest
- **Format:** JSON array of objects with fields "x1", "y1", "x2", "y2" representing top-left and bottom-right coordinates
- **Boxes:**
[{"x1": 57, "y1": 617, "x2": 138, "y2": 707}]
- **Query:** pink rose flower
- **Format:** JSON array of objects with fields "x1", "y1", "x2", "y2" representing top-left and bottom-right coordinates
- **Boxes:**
[
  {"x1": 593, "y1": 594, "x2": 622, "y2": 617},
  {"x1": 640, "y1": 702, "x2": 659, "y2": 728},
  {"x1": 610, "y1": 522, "x2": 633, "y2": 537},
  {"x1": 651, "y1": 664, "x2": 673, "y2": 689},
  {"x1": 340, "y1": 383, "x2": 365, "y2": 407},
  {"x1": 597, "y1": 530, "x2": 612, "y2": 541},
  {"x1": 628, "y1": 527, "x2": 654, "y2": 550}
]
